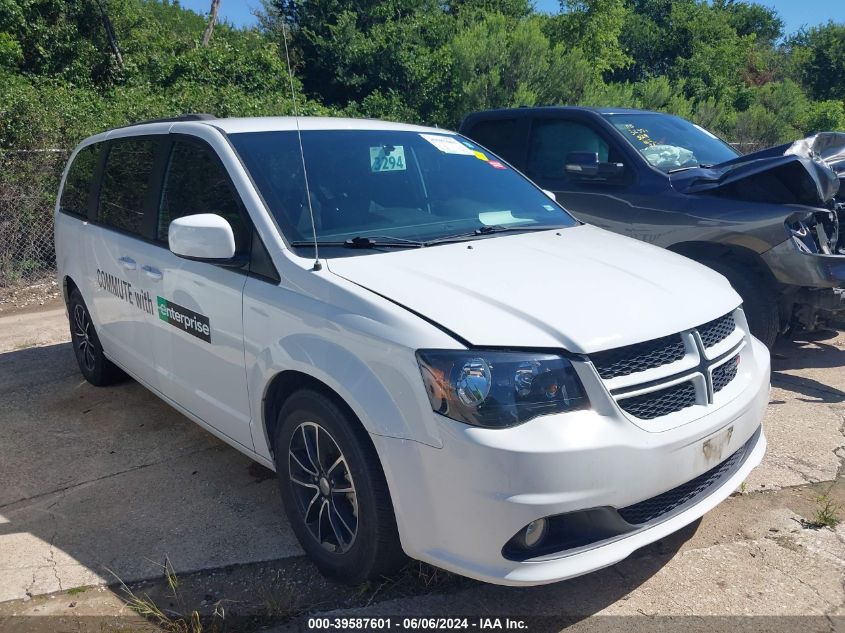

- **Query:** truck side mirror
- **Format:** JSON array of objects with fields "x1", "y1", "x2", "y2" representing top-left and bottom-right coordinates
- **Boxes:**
[{"x1": 565, "y1": 152, "x2": 625, "y2": 180}]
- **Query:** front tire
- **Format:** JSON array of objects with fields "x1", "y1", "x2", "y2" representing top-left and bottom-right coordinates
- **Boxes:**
[
  {"x1": 67, "y1": 288, "x2": 124, "y2": 386},
  {"x1": 699, "y1": 258, "x2": 779, "y2": 349},
  {"x1": 274, "y1": 390, "x2": 405, "y2": 584}
]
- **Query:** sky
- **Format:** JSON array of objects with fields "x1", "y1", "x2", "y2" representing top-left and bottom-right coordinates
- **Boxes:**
[{"x1": 178, "y1": 0, "x2": 842, "y2": 36}]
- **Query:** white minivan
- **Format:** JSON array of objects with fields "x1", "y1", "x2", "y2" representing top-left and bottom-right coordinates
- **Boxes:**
[{"x1": 54, "y1": 115, "x2": 769, "y2": 586}]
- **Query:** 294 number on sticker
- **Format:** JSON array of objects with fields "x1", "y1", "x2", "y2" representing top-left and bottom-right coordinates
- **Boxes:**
[{"x1": 370, "y1": 145, "x2": 406, "y2": 172}]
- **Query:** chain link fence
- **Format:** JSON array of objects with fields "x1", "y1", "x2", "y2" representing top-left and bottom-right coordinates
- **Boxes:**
[{"x1": 0, "y1": 149, "x2": 67, "y2": 290}]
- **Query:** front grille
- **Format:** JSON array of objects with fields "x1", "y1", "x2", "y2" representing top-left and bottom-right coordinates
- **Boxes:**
[
  {"x1": 591, "y1": 334, "x2": 685, "y2": 380},
  {"x1": 618, "y1": 429, "x2": 754, "y2": 525},
  {"x1": 712, "y1": 356, "x2": 739, "y2": 393},
  {"x1": 698, "y1": 313, "x2": 736, "y2": 348},
  {"x1": 588, "y1": 309, "x2": 742, "y2": 424},
  {"x1": 618, "y1": 381, "x2": 696, "y2": 420}
]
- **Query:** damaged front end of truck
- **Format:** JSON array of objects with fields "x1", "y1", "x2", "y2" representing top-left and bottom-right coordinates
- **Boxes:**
[{"x1": 671, "y1": 132, "x2": 845, "y2": 333}]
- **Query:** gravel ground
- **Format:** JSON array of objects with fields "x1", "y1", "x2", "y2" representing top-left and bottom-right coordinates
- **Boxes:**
[{"x1": 0, "y1": 279, "x2": 61, "y2": 315}]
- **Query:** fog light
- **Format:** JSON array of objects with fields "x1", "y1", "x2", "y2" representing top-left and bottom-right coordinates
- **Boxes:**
[{"x1": 517, "y1": 518, "x2": 548, "y2": 549}]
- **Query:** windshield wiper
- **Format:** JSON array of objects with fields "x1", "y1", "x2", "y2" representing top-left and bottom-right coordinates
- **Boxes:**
[
  {"x1": 290, "y1": 235, "x2": 426, "y2": 249},
  {"x1": 668, "y1": 163, "x2": 714, "y2": 173},
  {"x1": 425, "y1": 224, "x2": 558, "y2": 245},
  {"x1": 290, "y1": 226, "x2": 558, "y2": 250}
]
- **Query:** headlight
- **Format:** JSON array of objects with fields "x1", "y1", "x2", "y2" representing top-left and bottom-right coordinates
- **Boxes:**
[{"x1": 416, "y1": 350, "x2": 588, "y2": 428}]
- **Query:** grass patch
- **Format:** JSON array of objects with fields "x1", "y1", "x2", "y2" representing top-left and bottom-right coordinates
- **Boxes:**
[
  {"x1": 801, "y1": 492, "x2": 841, "y2": 530},
  {"x1": 106, "y1": 555, "x2": 472, "y2": 631},
  {"x1": 263, "y1": 589, "x2": 306, "y2": 620},
  {"x1": 111, "y1": 558, "x2": 227, "y2": 633},
  {"x1": 67, "y1": 586, "x2": 88, "y2": 596},
  {"x1": 110, "y1": 557, "x2": 310, "y2": 633},
  {"x1": 352, "y1": 560, "x2": 466, "y2": 607}
]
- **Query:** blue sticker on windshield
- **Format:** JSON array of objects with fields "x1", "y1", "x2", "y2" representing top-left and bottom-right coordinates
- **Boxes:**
[{"x1": 370, "y1": 145, "x2": 406, "y2": 172}]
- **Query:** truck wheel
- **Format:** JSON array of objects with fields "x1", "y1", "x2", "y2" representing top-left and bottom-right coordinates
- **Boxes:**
[
  {"x1": 68, "y1": 289, "x2": 125, "y2": 386},
  {"x1": 274, "y1": 389, "x2": 406, "y2": 584},
  {"x1": 699, "y1": 259, "x2": 779, "y2": 349}
]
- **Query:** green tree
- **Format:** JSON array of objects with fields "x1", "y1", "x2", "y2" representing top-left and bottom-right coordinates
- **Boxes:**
[
  {"x1": 446, "y1": 0, "x2": 532, "y2": 18},
  {"x1": 804, "y1": 99, "x2": 845, "y2": 134},
  {"x1": 788, "y1": 22, "x2": 845, "y2": 101},
  {"x1": 634, "y1": 76, "x2": 692, "y2": 117},
  {"x1": 449, "y1": 14, "x2": 548, "y2": 113},
  {"x1": 549, "y1": 0, "x2": 631, "y2": 75},
  {"x1": 1, "y1": 0, "x2": 123, "y2": 86},
  {"x1": 731, "y1": 79, "x2": 812, "y2": 148},
  {"x1": 668, "y1": 1, "x2": 755, "y2": 100},
  {"x1": 713, "y1": 0, "x2": 783, "y2": 45},
  {"x1": 616, "y1": 0, "x2": 677, "y2": 81},
  {"x1": 268, "y1": 0, "x2": 455, "y2": 123}
]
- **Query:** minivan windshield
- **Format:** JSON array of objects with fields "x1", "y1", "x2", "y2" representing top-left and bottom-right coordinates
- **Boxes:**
[
  {"x1": 603, "y1": 113, "x2": 739, "y2": 173},
  {"x1": 229, "y1": 130, "x2": 578, "y2": 249}
]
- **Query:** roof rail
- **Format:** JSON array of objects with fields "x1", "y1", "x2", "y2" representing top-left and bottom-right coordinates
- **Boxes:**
[{"x1": 118, "y1": 113, "x2": 217, "y2": 129}]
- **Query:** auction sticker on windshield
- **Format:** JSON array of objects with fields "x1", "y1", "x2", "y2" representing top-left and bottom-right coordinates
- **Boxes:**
[
  {"x1": 420, "y1": 133, "x2": 476, "y2": 155},
  {"x1": 370, "y1": 145, "x2": 406, "y2": 172}
]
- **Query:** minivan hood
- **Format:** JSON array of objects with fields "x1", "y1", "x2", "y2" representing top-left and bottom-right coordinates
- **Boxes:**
[{"x1": 326, "y1": 225, "x2": 740, "y2": 354}]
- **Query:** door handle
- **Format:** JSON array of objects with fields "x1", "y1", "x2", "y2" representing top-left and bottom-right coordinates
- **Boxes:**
[
  {"x1": 118, "y1": 256, "x2": 136, "y2": 270},
  {"x1": 142, "y1": 265, "x2": 163, "y2": 281}
]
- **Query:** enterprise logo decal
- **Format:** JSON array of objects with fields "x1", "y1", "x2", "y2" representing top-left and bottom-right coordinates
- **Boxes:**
[{"x1": 157, "y1": 297, "x2": 211, "y2": 343}]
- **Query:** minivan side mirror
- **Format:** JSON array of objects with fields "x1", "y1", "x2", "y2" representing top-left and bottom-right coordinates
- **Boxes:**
[
  {"x1": 565, "y1": 152, "x2": 625, "y2": 180},
  {"x1": 169, "y1": 214, "x2": 237, "y2": 263}
]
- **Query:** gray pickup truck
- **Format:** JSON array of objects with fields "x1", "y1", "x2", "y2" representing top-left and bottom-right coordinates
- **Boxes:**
[{"x1": 460, "y1": 107, "x2": 845, "y2": 347}]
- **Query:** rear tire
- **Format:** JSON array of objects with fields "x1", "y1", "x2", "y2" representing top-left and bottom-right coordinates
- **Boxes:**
[
  {"x1": 273, "y1": 389, "x2": 406, "y2": 584},
  {"x1": 698, "y1": 258, "x2": 779, "y2": 349},
  {"x1": 67, "y1": 288, "x2": 125, "y2": 386}
]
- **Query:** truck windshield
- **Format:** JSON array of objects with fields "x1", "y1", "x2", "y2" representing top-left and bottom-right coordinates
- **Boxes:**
[
  {"x1": 604, "y1": 113, "x2": 739, "y2": 173},
  {"x1": 229, "y1": 129, "x2": 577, "y2": 248}
]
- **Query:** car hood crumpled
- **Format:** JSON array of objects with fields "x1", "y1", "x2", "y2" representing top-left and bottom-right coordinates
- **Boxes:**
[
  {"x1": 670, "y1": 132, "x2": 845, "y2": 206},
  {"x1": 326, "y1": 224, "x2": 740, "y2": 354}
]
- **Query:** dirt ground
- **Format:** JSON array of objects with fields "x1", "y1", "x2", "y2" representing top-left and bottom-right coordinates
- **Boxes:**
[
  {"x1": 0, "y1": 304, "x2": 843, "y2": 633},
  {"x1": 0, "y1": 279, "x2": 62, "y2": 316}
]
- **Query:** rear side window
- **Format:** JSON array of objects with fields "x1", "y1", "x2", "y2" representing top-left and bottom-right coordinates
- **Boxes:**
[
  {"x1": 158, "y1": 140, "x2": 249, "y2": 253},
  {"x1": 464, "y1": 118, "x2": 523, "y2": 167},
  {"x1": 59, "y1": 145, "x2": 99, "y2": 218},
  {"x1": 98, "y1": 138, "x2": 158, "y2": 235},
  {"x1": 526, "y1": 120, "x2": 610, "y2": 181}
]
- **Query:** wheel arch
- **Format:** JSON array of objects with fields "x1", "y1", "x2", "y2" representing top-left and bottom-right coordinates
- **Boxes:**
[
  {"x1": 667, "y1": 241, "x2": 778, "y2": 289},
  {"x1": 262, "y1": 370, "x2": 368, "y2": 459},
  {"x1": 62, "y1": 275, "x2": 79, "y2": 305}
]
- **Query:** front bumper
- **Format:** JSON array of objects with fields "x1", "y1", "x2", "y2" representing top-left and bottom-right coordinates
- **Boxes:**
[
  {"x1": 374, "y1": 337, "x2": 770, "y2": 586},
  {"x1": 763, "y1": 239, "x2": 845, "y2": 288}
]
